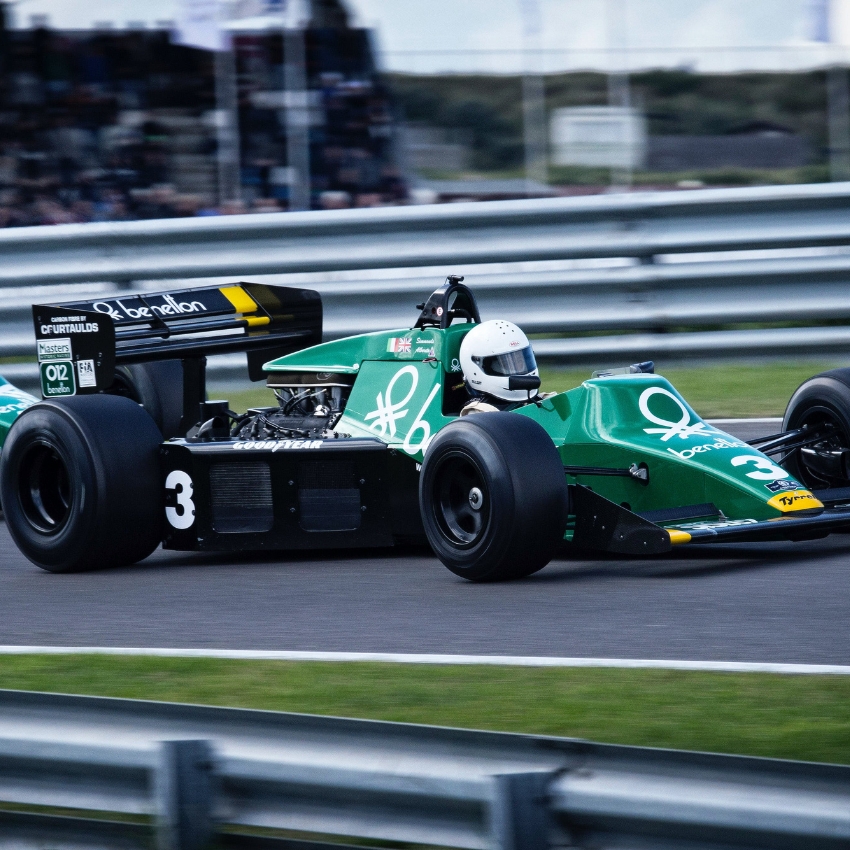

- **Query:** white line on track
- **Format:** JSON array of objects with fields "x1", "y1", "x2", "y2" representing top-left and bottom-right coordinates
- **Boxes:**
[{"x1": 0, "y1": 646, "x2": 846, "y2": 674}]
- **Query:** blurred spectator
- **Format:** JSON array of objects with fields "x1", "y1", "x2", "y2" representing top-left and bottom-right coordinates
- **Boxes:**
[
  {"x1": 319, "y1": 189, "x2": 351, "y2": 208},
  {"x1": 0, "y1": 1, "x2": 406, "y2": 227}
]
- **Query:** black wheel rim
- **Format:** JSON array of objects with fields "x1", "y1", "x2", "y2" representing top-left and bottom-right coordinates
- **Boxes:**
[
  {"x1": 432, "y1": 451, "x2": 490, "y2": 547},
  {"x1": 17, "y1": 440, "x2": 72, "y2": 534},
  {"x1": 789, "y1": 405, "x2": 850, "y2": 489}
]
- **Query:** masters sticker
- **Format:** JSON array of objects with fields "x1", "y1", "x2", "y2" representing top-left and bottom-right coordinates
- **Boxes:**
[
  {"x1": 37, "y1": 338, "x2": 72, "y2": 363},
  {"x1": 40, "y1": 361, "x2": 76, "y2": 397}
]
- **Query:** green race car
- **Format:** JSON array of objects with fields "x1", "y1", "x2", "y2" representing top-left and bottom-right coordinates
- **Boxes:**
[
  {"x1": 0, "y1": 377, "x2": 38, "y2": 446},
  {"x1": 2, "y1": 277, "x2": 850, "y2": 580}
]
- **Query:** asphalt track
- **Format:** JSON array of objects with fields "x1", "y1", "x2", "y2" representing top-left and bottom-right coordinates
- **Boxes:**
[{"x1": 0, "y1": 419, "x2": 848, "y2": 664}]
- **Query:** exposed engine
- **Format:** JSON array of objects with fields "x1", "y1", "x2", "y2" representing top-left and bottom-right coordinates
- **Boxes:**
[
  {"x1": 191, "y1": 372, "x2": 354, "y2": 442},
  {"x1": 232, "y1": 384, "x2": 348, "y2": 440}
]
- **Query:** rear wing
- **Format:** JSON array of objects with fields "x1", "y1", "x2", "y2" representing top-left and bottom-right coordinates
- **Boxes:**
[
  {"x1": 32, "y1": 283, "x2": 322, "y2": 431},
  {"x1": 33, "y1": 283, "x2": 321, "y2": 393}
]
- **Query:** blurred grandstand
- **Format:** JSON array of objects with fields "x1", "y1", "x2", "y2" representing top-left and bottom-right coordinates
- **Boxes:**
[{"x1": 0, "y1": 0, "x2": 406, "y2": 227}]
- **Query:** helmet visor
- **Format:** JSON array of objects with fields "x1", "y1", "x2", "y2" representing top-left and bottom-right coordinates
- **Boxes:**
[{"x1": 482, "y1": 345, "x2": 537, "y2": 377}]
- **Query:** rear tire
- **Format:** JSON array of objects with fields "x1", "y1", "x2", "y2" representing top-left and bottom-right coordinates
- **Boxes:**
[
  {"x1": 419, "y1": 412, "x2": 569, "y2": 581},
  {"x1": 107, "y1": 361, "x2": 183, "y2": 439},
  {"x1": 0, "y1": 395, "x2": 163, "y2": 572},
  {"x1": 782, "y1": 369, "x2": 850, "y2": 490}
]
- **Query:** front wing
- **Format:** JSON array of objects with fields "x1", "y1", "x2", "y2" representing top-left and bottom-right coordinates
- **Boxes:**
[{"x1": 569, "y1": 485, "x2": 850, "y2": 554}]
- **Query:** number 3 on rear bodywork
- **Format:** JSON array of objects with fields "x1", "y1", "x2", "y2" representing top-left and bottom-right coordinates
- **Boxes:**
[{"x1": 165, "y1": 469, "x2": 195, "y2": 529}]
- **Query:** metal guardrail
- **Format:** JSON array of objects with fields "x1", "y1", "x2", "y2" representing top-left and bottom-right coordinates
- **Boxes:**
[
  {"x1": 2, "y1": 181, "x2": 850, "y2": 287},
  {"x1": 0, "y1": 689, "x2": 846, "y2": 850},
  {"x1": 3, "y1": 182, "x2": 850, "y2": 393}
]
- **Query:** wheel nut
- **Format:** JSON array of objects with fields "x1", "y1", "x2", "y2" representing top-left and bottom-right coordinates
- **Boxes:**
[{"x1": 468, "y1": 487, "x2": 483, "y2": 510}]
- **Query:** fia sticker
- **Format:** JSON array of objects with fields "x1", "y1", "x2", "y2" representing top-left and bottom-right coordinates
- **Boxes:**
[{"x1": 77, "y1": 359, "x2": 96, "y2": 388}]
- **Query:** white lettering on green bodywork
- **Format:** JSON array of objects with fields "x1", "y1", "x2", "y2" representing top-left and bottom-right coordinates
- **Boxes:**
[
  {"x1": 0, "y1": 378, "x2": 38, "y2": 447},
  {"x1": 337, "y1": 361, "x2": 449, "y2": 461}
]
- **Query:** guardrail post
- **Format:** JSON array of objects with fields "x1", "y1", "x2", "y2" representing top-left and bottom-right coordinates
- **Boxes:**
[
  {"x1": 489, "y1": 771, "x2": 554, "y2": 850},
  {"x1": 155, "y1": 739, "x2": 215, "y2": 850}
]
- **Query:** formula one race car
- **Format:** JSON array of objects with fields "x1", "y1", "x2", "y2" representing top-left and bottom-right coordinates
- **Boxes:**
[{"x1": 4, "y1": 277, "x2": 850, "y2": 581}]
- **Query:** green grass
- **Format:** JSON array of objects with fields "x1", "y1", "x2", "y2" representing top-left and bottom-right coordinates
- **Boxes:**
[
  {"x1": 214, "y1": 361, "x2": 845, "y2": 420},
  {"x1": 655, "y1": 362, "x2": 841, "y2": 418},
  {"x1": 211, "y1": 385, "x2": 275, "y2": 413},
  {"x1": 538, "y1": 362, "x2": 844, "y2": 418},
  {"x1": 1, "y1": 656, "x2": 849, "y2": 764}
]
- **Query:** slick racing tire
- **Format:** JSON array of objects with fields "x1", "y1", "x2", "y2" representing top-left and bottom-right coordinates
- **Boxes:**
[
  {"x1": 419, "y1": 412, "x2": 569, "y2": 582},
  {"x1": 108, "y1": 360, "x2": 183, "y2": 439},
  {"x1": 782, "y1": 368, "x2": 850, "y2": 490},
  {"x1": 0, "y1": 395, "x2": 164, "y2": 573}
]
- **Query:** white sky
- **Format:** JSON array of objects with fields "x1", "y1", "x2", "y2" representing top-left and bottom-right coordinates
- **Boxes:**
[{"x1": 6, "y1": 0, "x2": 850, "y2": 73}]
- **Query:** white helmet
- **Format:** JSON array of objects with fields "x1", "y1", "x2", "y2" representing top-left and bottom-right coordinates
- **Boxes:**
[{"x1": 459, "y1": 320, "x2": 539, "y2": 402}]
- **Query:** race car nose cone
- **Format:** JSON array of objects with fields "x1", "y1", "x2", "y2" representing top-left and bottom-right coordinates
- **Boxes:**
[{"x1": 469, "y1": 487, "x2": 483, "y2": 510}]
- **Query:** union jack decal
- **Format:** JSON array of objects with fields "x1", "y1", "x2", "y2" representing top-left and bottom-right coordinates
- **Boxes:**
[{"x1": 387, "y1": 337, "x2": 412, "y2": 354}]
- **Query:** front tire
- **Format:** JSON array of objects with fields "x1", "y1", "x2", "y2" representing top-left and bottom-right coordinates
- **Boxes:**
[
  {"x1": 419, "y1": 412, "x2": 569, "y2": 581},
  {"x1": 782, "y1": 369, "x2": 850, "y2": 490},
  {"x1": 0, "y1": 395, "x2": 164, "y2": 572}
]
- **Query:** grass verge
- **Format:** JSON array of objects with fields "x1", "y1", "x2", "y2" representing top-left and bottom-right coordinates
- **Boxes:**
[
  {"x1": 2, "y1": 656, "x2": 849, "y2": 764},
  {"x1": 540, "y1": 361, "x2": 843, "y2": 418},
  {"x1": 213, "y1": 361, "x2": 844, "y2": 420}
]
